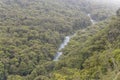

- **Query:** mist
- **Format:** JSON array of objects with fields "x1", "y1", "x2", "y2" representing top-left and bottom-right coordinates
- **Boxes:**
[{"x1": 96, "y1": 0, "x2": 120, "y2": 5}]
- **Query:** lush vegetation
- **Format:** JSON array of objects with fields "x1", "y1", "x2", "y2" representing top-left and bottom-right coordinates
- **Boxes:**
[
  {"x1": 52, "y1": 9, "x2": 120, "y2": 80},
  {"x1": 0, "y1": 0, "x2": 119, "y2": 80}
]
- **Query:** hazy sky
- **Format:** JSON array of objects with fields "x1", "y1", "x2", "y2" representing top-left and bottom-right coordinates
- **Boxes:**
[
  {"x1": 95, "y1": 0, "x2": 120, "y2": 6},
  {"x1": 104, "y1": 0, "x2": 120, "y2": 3},
  {"x1": 110, "y1": 0, "x2": 120, "y2": 3}
]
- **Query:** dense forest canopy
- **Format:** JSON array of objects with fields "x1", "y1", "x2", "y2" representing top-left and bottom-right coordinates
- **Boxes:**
[{"x1": 0, "y1": 0, "x2": 119, "y2": 80}]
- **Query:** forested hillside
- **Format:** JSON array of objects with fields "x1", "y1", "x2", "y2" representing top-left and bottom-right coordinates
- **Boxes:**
[
  {"x1": 51, "y1": 9, "x2": 120, "y2": 80},
  {"x1": 0, "y1": 0, "x2": 119, "y2": 80}
]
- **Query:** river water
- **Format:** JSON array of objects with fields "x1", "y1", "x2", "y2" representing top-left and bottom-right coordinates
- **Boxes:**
[
  {"x1": 88, "y1": 14, "x2": 96, "y2": 24},
  {"x1": 53, "y1": 36, "x2": 70, "y2": 61},
  {"x1": 53, "y1": 14, "x2": 95, "y2": 61}
]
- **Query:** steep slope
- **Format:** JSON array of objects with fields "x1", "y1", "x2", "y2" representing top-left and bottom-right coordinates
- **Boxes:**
[{"x1": 51, "y1": 9, "x2": 120, "y2": 80}]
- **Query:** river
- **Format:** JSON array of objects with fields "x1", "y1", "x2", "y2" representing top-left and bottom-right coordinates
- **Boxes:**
[
  {"x1": 53, "y1": 14, "x2": 95, "y2": 61},
  {"x1": 53, "y1": 36, "x2": 70, "y2": 61}
]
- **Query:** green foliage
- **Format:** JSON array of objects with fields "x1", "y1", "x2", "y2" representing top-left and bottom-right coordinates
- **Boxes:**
[
  {"x1": 0, "y1": 0, "x2": 119, "y2": 80},
  {"x1": 0, "y1": 62, "x2": 6, "y2": 80},
  {"x1": 51, "y1": 12, "x2": 120, "y2": 80},
  {"x1": 8, "y1": 75, "x2": 25, "y2": 80},
  {"x1": 51, "y1": 67, "x2": 81, "y2": 80},
  {"x1": 112, "y1": 49, "x2": 120, "y2": 68}
]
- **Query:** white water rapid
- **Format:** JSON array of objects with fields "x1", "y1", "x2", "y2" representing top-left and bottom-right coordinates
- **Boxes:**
[
  {"x1": 53, "y1": 36, "x2": 70, "y2": 61},
  {"x1": 53, "y1": 13, "x2": 95, "y2": 61},
  {"x1": 88, "y1": 14, "x2": 96, "y2": 24}
]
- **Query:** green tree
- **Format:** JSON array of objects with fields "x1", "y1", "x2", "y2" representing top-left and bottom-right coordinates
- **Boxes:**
[{"x1": 0, "y1": 61, "x2": 6, "y2": 80}]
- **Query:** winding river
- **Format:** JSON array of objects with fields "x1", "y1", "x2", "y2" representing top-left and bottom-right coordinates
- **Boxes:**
[{"x1": 53, "y1": 14, "x2": 95, "y2": 61}]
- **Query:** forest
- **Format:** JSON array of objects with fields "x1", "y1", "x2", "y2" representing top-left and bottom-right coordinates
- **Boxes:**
[{"x1": 0, "y1": 0, "x2": 119, "y2": 80}]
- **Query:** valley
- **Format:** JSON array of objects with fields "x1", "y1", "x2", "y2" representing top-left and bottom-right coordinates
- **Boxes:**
[{"x1": 0, "y1": 0, "x2": 119, "y2": 80}]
